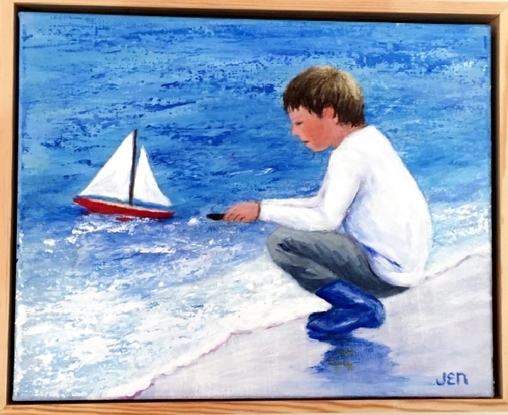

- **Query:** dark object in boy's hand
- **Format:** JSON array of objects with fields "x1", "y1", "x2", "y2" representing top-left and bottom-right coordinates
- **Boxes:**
[{"x1": 206, "y1": 213, "x2": 225, "y2": 221}]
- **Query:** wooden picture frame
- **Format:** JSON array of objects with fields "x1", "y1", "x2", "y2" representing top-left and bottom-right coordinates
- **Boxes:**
[{"x1": 1, "y1": 0, "x2": 507, "y2": 413}]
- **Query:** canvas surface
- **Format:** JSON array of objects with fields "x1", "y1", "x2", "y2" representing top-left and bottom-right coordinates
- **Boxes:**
[{"x1": 14, "y1": 12, "x2": 493, "y2": 400}]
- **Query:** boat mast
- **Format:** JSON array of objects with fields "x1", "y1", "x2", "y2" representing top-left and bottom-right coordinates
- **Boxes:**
[{"x1": 128, "y1": 129, "x2": 138, "y2": 206}]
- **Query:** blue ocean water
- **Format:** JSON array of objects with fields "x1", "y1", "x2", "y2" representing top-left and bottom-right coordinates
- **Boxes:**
[{"x1": 14, "y1": 12, "x2": 492, "y2": 400}]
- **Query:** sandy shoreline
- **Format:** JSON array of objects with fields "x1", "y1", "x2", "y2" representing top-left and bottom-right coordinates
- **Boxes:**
[{"x1": 135, "y1": 253, "x2": 494, "y2": 400}]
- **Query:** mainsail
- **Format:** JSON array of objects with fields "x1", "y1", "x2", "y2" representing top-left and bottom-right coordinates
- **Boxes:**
[{"x1": 79, "y1": 132, "x2": 134, "y2": 202}]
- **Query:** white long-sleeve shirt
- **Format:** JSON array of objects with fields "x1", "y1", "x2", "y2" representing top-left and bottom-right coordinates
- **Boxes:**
[{"x1": 259, "y1": 126, "x2": 432, "y2": 287}]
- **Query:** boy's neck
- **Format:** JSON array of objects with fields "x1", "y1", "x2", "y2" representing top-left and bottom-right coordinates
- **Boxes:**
[{"x1": 332, "y1": 123, "x2": 366, "y2": 148}]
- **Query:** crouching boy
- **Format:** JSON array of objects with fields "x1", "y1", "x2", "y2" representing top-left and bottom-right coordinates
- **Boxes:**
[{"x1": 225, "y1": 66, "x2": 432, "y2": 339}]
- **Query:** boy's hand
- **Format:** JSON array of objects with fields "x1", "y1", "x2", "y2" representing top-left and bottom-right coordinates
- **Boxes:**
[{"x1": 224, "y1": 202, "x2": 260, "y2": 223}]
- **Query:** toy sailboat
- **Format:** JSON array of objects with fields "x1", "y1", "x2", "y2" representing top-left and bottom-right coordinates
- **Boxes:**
[{"x1": 74, "y1": 130, "x2": 174, "y2": 219}]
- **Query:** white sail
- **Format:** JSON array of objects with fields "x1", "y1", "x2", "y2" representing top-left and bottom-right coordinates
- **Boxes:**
[
  {"x1": 133, "y1": 147, "x2": 172, "y2": 207},
  {"x1": 79, "y1": 132, "x2": 135, "y2": 202}
]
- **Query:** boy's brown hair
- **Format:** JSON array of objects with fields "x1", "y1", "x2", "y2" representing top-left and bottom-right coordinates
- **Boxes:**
[{"x1": 282, "y1": 66, "x2": 365, "y2": 127}]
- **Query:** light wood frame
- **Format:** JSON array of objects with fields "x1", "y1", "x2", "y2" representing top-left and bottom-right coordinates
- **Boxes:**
[{"x1": 1, "y1": 0, "x2": 507, "y2": 413}]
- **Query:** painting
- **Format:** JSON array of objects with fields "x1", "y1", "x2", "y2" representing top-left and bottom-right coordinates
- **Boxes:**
[{"x1": 13, "y1": 11, "x2": 493, "y2": 401}]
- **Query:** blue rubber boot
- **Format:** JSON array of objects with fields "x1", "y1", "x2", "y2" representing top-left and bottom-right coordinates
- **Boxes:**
[{"x1": 306, "y1": 280, "x2": 386, "y2": 338}]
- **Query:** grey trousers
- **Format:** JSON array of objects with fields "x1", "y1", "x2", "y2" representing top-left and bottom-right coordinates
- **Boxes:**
[{"x1": 267, "y1": 227, "x2": 407, "y2": 299}]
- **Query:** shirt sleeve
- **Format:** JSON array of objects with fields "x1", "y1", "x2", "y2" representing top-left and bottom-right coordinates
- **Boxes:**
[
  {"x1": 259, "y1": 147, "x2": 364, "y2": 231},
  {"x1": 260, "y1": 195, "x2": 320, "y2": 208}
]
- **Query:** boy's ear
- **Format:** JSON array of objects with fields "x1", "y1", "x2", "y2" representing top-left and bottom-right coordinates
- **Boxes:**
[{"x1": 322, "y1": 105, "x2": 338, "y2": 121}]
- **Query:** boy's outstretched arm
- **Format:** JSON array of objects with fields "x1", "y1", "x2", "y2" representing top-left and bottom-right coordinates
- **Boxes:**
[{"x1": 224, "y1": 202, "x2": 260, "y2": 223}]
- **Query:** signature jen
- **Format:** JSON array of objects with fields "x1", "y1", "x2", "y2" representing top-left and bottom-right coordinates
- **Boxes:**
[{"x1": 436, "y1": 372, "x2": 469, "y2": 386}]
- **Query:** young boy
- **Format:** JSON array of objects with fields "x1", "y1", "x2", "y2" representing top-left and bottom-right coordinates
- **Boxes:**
[{"x1": 224, "y1": 66, "x2": 432, "y2": 339}]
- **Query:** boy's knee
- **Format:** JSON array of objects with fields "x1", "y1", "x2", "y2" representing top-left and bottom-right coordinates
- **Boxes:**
[
  {"x1": 267, "y1": 228, "x2": 286, "y2": 257},
  {"x1": 266, "y1": 227, "x2": 297, "y2": 262}
]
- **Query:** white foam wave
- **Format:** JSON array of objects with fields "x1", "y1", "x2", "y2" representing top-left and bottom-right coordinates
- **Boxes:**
[
  {"x1": 430, "y1": 202, "x2": 490, "y2": 247},
  {"x1": 66, "y1": 218, "x2": 135, "y2": 244},
  {"x1": 424, "y1": 243, "x2": 491, "y2": 280},
  {"x1": 104, "y1": 253, "x2": 328, "y2": 399}
]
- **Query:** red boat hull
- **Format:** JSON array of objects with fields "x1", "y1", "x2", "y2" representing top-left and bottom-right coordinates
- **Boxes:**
[{"x1": 74, "y1": 196, "x2": 174, "y2": 219}]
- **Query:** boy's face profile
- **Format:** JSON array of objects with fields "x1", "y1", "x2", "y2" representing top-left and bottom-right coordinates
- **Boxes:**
[{"x1": 288, "y1": 106, "x2": 338, "y2": 152}]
